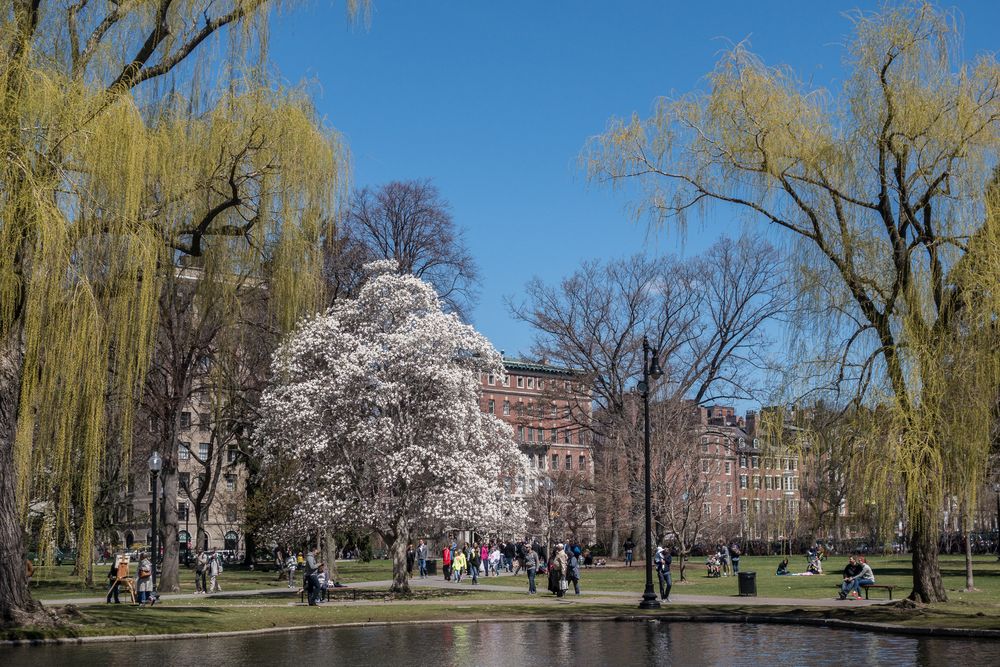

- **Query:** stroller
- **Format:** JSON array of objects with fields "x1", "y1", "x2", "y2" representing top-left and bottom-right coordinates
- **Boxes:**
[{"x1": 705, "y1": 554, "x2": 722, "y2": 578}]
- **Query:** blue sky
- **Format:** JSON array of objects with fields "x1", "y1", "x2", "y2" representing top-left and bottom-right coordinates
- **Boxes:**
[{"x1": 268, "y1": 1, "x2": 1000, "y2": 367}]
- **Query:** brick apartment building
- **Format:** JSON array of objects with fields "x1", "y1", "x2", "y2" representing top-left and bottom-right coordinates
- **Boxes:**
[
  {"x1": 690, "y1": 404, "x2": 803, "y2": 542},
  {"x1": 480, "y1": 357, "x2": 596, "y2": 541}
]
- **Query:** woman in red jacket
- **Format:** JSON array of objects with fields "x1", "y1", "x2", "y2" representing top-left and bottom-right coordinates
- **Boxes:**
[{"x1": 442, "y1": 545, "x2": 452, "y2": 581}]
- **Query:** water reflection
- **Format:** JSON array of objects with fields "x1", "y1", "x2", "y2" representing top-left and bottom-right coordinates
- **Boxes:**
[{"x1": 1, "y1": 620, "x2": 993, "y2": 666}]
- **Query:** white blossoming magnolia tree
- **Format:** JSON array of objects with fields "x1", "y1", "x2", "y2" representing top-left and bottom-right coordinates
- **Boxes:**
[{"x1": 254, "y1": 261, "x2": 526, "y2": 592}]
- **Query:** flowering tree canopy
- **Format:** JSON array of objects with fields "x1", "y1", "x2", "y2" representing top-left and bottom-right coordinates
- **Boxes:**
[{"x1": 254, "y1": 261, "x2": 526, "y2": 591}]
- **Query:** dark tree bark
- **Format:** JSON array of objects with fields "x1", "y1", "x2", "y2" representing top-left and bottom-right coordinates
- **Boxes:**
[
  {"x1": 909, "y1": 510, "x2": 947, "y2": 603},
  {"x1": 0, "y1": 327, "x2": 41, "y2": 625}
]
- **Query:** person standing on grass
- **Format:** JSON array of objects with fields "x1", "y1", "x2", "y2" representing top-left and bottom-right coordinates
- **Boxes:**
[
  {"x1": 524, "y1": 544, "x2": 539, "y2": 594},
  {"x1": 105, "y1": 555, "x2": 121, "y2": 604},
  {"x1": 136, "y1": 552, "x2": 152, "y2": 604},
  {"x1": 730, "y1": 543, "x2": 741, "y2": 574},
  {"x1": 551, "y1": 543, "x2": 569, "y2": 597},
  {"x1": 417, "y1": 539, "x2": 429, "y2": 578},
  {"x1": 452, "y1": 547, "x2": 467, "y2": 583},
  {"x1": 489, "y1": 543, "x2": 501, "y2": 576},
  {"x1": 623, "y1": 537, "x2": 635, "y2": 567},
  {"x1": 720, "y1": 543, "x2": 732, "y2": 577},
  {"x1": 480, "y1": 543, "x2": 490, "y2": 577},
  {"x1": 285, "y1": 552, "x2": 297, "y2": 588}
]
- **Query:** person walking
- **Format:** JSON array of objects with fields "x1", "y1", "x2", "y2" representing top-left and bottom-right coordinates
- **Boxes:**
[
  {"x1": 623, "y1": 538, "x2": 635, "y2": 567},
  {"x1": 480, "y1": 543, "x2": 490, "y2": 578},
  {"x1": 524, "y1": 544, "x2": 539, "y2": 594},
  {"x1": 720, "y1": 543, "x2": 732, "y2": 577},
  {"x1": 208, "y1": 550, "x2": 223, "y2": 593},
  {"x1": 654, "y1": 545, "x2": 672, "y2": 601},
  {"x1": 452, "y1": 547, "x2": 467, "y2": 583},
  {"x1": 489, "y1": 543, "x2": 501, "y2": 576},
  {"x1": 195, "y1": 549, "x2": 208, "y2": 593},
  {"x1": 469, "y1": 544, "x2": 481, "y2": 584},
  {"x1": 730, "y1": 543, "x2": 741, "y2": 574},
  {"x1": 406, "y1": 544, "x2": 416, "y2": 576},
  {"x1": 552, "y1": 543, "x2": 569, "y2": 597},
  {"x1": 417, "y1": 539, "x2": 429, "y2": 578},
  {"x1": 304, "y1": 547, "x2": 321, "y2": 605},
  {"x1": 136, "y1": 553, "x2": 153, "y2": 604},
  {"x1": 442, "y1": 544, "x2": 452, "y2": 581},
  {"x1": 567, "y1": 546, "x2": 582, "y2": 595}
]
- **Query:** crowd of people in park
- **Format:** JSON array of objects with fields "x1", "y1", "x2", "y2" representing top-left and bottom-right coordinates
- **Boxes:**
[
  {"x1": 427, "y1": 538, "x2": 591, "y2": 597},
  {"x1": 704, "y1": 542, "x2": 742, "y2": 577}
]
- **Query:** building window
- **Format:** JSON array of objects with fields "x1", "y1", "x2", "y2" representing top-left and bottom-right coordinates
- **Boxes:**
[
  {"x1": 551, "y1": 428, "x2": 557, "y2": 442},
  {"x1": 503, "y1": 375, "x2": 510, "y2": 387},
  {"x1": 199, "y1": 443, "x2": 210, "y2": 460},
  {"x1": 180, "y1": 411, "x2": 191, "y2": 429},
  {"x1": 579, "y1": 455, "x2": 586, "y2": 470},
  {"x1": 528, "y1": 427, "x2": 535, "y2": 442},
  {"x1": 537, "y1": 379, "x2": 544, "y2": 390},
  {"x1": 538, "y1": 454, "x2": 545, "y2": 470},
  {"x1": 740, "y1": 499, "x2": 749, "y2": 513},
  {"x1": 488, "y1": 373, "x2": 495, "y2": 385},
  {"x1": 227, "y1": 446, "x2": 237, "y2": 464},
  {"x1": 563, "y1": 431, "x2": 570, "y2": 444},
  {"x1": 179, "y1": 472, "x2": 191, "y2": 489},
  {"x1": 703, "y1": 503, "x2": 711, "y2": 516},
  {"x1": 752, "y1": 475, "x2": 761, "y2": 489},
  {"x1": 517, "y1": 376, "x2": 524, "y2": 388},
  {"x1": 517, "y1": 426, "x2": 525, "y2": 441},
  {"x1": 739, "y1": 474, "x2": 748, "y2": 489},
  {"x1": 751, "y1": 455, "x2": 759, "y2": 469},
  {"x1": 517, "y1": 402, "x2": 525, "y2": 417},
  {"x1": 727, "y1": 503, "x2": 733, "y2": 515},
  {"x1": 764, "y1": 476, "x2": 772, "y2": 490},
  {"x1": 225, "y1": 474, "x2": 236, "y2": 491},
  {"x1": 565, "y1": 454, "x2": 572, "y2": 470},
  {"x1": 503, "y1": 401, "x2": 510, "y2": 416},
  {"x1": 701, "y1": 459, "x2": 709, "y2": 472},
  {"x1": 551, "y1": 454, "x2": 559, "y2": 470},
  {"x1": 178, "y1": 441, "x2": 190, "y2": 460},
  {"x1": 488, "y1": 399, "x2": 495, "y2": 414},
  {"x1": 724, "y1": 461, "x2": 731, "y2": 474},
  {"x1": 740, "y1": 454, "x2": 748, "y2": 468},
  {"x1": 527, "y1": 377, "x2": 534, "y2": 389},
  {"x1": 701, "y1": 442, "x2": 709, "y2": 453},
  {"x1": 226, "y1": 505, "x2": 238, "y2": 523},
  {"x1": 198, "y1": 413, "x2": 210, "y2": 431},
  {"x1": 178, "y1": 503, "x2": 188, "y2": 521},
  {"x1": 726, "y1": 482, "x2": 732, "y2": 496}
]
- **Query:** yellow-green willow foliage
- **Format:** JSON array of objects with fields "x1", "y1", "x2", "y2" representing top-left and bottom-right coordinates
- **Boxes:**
[
  {"x1": 586, "y1": 2, "x2": 1000, "y2": 602},
  {"x1": 1, "y1": 2, "x2": 355, "y2": 603}
]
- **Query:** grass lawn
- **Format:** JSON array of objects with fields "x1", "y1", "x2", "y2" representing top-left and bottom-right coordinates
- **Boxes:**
[
  {"x1": 473, "y1": 554, "x2": 1000, "y2": 603},
  {"x1": 29, "y1": 559, "x2": 395, "y2": 600}
]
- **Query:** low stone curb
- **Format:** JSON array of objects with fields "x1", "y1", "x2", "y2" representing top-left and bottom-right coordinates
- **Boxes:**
[{"x1": 3, "y1": 609, "x2": 999, "y2": 647}]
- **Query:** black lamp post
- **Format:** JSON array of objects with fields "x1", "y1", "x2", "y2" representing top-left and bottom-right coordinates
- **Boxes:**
[
  {"x1": 148, "y1": 451, "x2": 162, "y2": 591},
  {"x1": 638, "y1": 335, "x2": 663, "y2": 609}
]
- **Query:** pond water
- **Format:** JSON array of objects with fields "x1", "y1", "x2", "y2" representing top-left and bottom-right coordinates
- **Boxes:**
[{"x1": 1, "y1": 620, "x2": 993, "y2": 666}]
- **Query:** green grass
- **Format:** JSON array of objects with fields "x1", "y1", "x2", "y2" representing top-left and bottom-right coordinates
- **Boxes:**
[
  {"x1": 474, "y1": 554, "x2": 1000, "y2": 602},
  {"x1": 29, "y1": 560, "x2": 396, "y2": 600}
]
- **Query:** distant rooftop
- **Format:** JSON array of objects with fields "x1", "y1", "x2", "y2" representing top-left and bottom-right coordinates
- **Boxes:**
[{"x1": 502, "y1": 357, "x2": 584, "y2": 376}]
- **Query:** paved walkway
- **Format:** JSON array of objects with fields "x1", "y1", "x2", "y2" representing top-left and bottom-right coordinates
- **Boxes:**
[{"x1": 38, "y1": 576, "x2": 888, "y2": 608}]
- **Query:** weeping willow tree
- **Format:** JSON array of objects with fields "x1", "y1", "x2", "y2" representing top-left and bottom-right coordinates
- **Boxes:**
[
  {"x1": 0, "y1": 0, "x2": 362, "y2": 625},
  {"x1": 586, "y1": 2, "x2": 1000, "y2": 602}
]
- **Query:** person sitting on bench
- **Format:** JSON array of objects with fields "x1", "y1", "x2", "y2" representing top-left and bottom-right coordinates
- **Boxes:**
[{"x1": 840, "y1": 557, "x2": 875, "y2": 599}]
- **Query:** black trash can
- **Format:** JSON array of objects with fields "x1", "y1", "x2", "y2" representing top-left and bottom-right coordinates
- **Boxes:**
[
  {"x1": 738, "y1": 571, "x2": 757, "y2": 597},
  {"x1": 425, "y1": 558, "x2": 438, "y2": 575}
]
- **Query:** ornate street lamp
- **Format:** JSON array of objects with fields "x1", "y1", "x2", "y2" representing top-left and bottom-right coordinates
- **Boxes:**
[
  {"x1": 148, "y1": 451, "x2": 162, "y2": 591},
  {"x1": 638, "y1": 335, "x2": 663, "y2": 609}
]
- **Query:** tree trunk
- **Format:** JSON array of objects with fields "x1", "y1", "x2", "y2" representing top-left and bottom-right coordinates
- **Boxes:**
[
  {"x1": 388, "y1": 517, "x2": 410, "y2": 594},
  {"x1": 962, "y1": 506, "x2": 975, "y2": 591},
  {"x1": 322, "y1": 528, "x2": 338, "y2": 581},
  {"x1": 0, "y1": 326, "x2": 41, "y2": 626},
  {"x1": 909, "y1": 509, "x2": 947, "y2": 603},
  {"x1": 609, "y1": 521, "x2": 620, "y2": 559},
  {"x1": 159, "y1": 469, "x2": 181, "y2": 592}
]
